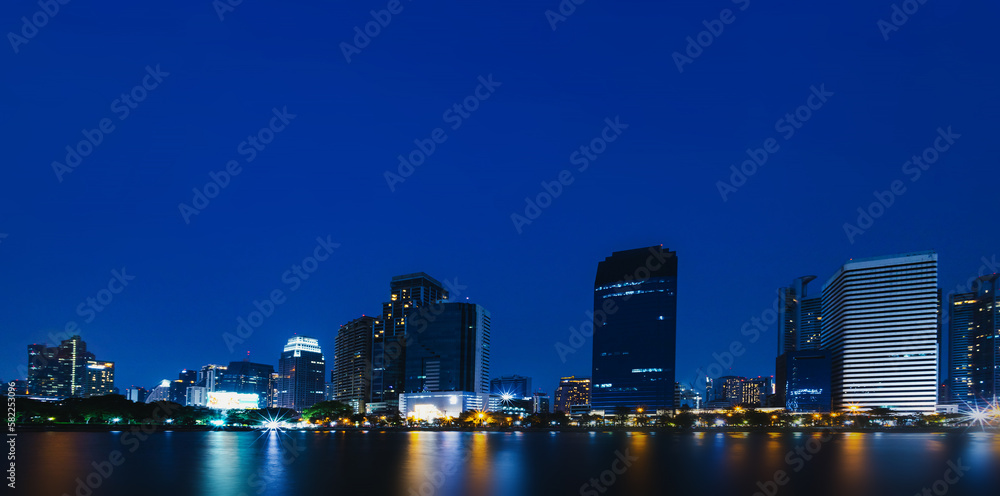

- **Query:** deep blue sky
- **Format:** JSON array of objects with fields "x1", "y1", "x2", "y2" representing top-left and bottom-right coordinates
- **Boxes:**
[{"x1": 2, "y1": 1, "x2": 997, "y2": 399}]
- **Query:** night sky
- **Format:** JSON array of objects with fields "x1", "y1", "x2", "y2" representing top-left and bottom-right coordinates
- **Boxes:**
[{"x1": 2, "y1": 1, "x2": 997, "y2": 399}]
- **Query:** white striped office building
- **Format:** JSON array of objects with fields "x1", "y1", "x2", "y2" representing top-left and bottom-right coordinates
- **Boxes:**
[{"x1": 821, "y1": 252, "x2": 939, "y2": 413}]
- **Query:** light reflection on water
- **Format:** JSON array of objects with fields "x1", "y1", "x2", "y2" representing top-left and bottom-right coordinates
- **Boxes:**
[{"x1": 17, "y1": 430, "x2": 1000, "y2": 496}]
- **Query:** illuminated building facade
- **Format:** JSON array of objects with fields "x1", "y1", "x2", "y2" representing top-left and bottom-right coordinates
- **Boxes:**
[
  {"x1": 554, "y1": 376, "x2": 591, "y2": 413},
  {"x1": 277, "y1": 336, "x2": 326, "y2": 411},
  {"x1": 399, "y1": 391, "x2": 489, "y2": 420},
  {"x1": 822, "y1": 252, "x2": 940, "y2": 413},
  {"x1": 370, "y1": 273, "x2": 448, "y2": 413},
  {"x1": 591, "y1": 246, "x2": 677, "y2": 414},
  {"x1": 83, "y1": 360, "x2": 115, "y2": 397}
]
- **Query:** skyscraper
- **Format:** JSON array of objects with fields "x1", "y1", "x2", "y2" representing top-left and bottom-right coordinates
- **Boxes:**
[
  {"x1": 403, "y1": 301, "x2": 490, "y2": 395},
  {"x1": 197, "y1": 364, "x2": 227, "y2": 392},
  {"x1": 333, "y1": 315, "x2": 376, "y2": 413},
  {"x1": 26, "y1": 335, "x2": 113, "y2": 398},
  {"x1": 970, "y1": 274, "x2": 999, "y2": 402},
  {"x1": 370, "y1": 273, "x2": 448, "y2": 413},
  {"x1": 775, "y1": 276, "x2": 827, "y2": 408},
  {"x1": 218, "y1": 360, "x2": 275, "y2": 409},
  {"x1": 778, "y1": 276, "x2": 819, "y2": 355},
  {"x1": 277, "y1": 336, "x2": 326, "y2": 411},
  {"x1": 554, "y1": 376, "x2": 591, "y2": 413},
  {"x1": 822, "y1": 252, "x2": 940, "y2": 413},
  {"x1": 948, "y1": 292, "x2": 977, "y2": 405},
  {"x1": 591, "y1": 246, "x2": 677, "y2": 414}
]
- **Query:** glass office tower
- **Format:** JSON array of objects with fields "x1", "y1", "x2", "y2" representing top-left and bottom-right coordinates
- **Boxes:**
[
  {"x1": 370, "y1": 273, "x2": 448, "y2": 413},
  {"x1": 276, "y1": 336, "x2": 326, "y2": 412},
  {"x1": 591, "y1": 246, "x2": 677, "y2": 414},
  {"x1": 403, "y1": 301, "x2": 490, "y2": 395}
]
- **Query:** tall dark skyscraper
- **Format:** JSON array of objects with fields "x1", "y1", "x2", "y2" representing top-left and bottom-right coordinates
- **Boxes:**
[
  {"x1": 949, "y1": 292, "x2": 978, "y2": 405},
  {"x1": 970, "y1": 274, "x2": 999, "y2": 402},
  {"x1": 370, "y1": 273, "x2": 448, "y2": 413},
  {"x1": 591, "y1": 246, "x2": 677, "y2": 414},
  {"x1": 333, "y1": 315, "x2": 376, "y2": 413},
  {"x1": 775, "y1": 275, "x2": 827, "y2": 408},
  {"x1": 403, "y1": 301, "x2": 491, "y2": 395},
  {"x1": 218, "y1": 360, "x2": 275, "y2": 409},
  {"x1": 778, "y1": 276, "x2": 819, "y2": 355},
  {"x1": 277, "y1": 336, "x2": 326, "y2": 412}
]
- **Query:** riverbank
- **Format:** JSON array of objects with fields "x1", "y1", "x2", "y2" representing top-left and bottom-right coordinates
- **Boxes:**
[{"x1": 14, "y1": 424, "x2": 995, "y2": 433}]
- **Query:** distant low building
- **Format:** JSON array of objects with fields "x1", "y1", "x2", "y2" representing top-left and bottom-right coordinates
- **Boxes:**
[{"x1": 400, "y1": 391, "x2": 490, "y2": 421}]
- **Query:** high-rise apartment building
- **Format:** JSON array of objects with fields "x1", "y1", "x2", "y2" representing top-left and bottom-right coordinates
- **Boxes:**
[
  {"x1": 591, "y1": 246, "x2": 677, "y2": 414},
  {"x1": 370, "y1": 273, "x2": 448, "y2": 413},
  {"x1": 333, "y1": 316, "x2": 376, "y2": 413},
  {"x1": 277, "y1": 336, "x2": 326, "y2": 411},
  {"x1": 822, "y1": 252, "x2": 940, "y2": 413}
]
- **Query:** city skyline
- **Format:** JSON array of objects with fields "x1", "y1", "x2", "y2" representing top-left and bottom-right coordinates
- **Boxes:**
[{"x1": 14, "y1": 248, "x2": 999, "y2": 412}]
